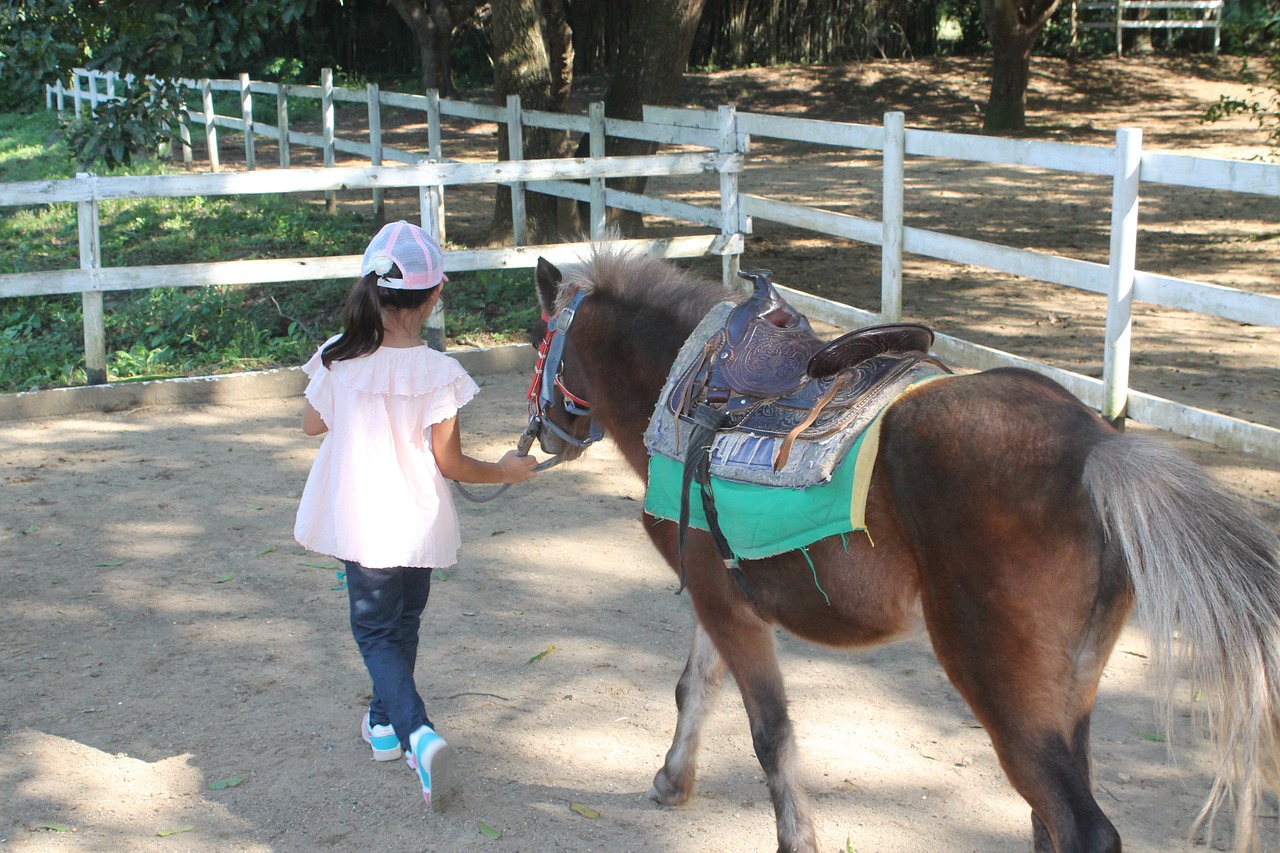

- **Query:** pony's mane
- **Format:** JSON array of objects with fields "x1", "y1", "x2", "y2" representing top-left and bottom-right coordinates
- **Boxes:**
[{"x1": 554, "y1": 243, "x2": 738, "y2": 330}]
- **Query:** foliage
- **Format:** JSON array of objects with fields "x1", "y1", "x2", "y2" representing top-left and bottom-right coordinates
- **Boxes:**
[
  {"x1": 1202, "y1": 49, "x2": 1280, "y2": 155},
  {"x1": 61, "y1": 78, "x2": 187, "y2": 169}
]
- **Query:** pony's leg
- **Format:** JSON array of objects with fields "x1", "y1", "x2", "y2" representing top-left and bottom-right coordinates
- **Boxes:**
[
  {"x1": 643, "y1": 515, "x2": 818, "y2": 853},
  {"x1": 649, "y1": 620, "x2": 727, "y2": 805}
]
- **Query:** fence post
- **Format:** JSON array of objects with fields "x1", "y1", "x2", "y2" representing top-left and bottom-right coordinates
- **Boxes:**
[
  {"x1": 717, "y1": 105, "x2": 743, "y2": 290},
  {"x1": 178, "y1": 106, "x2": 193, "y2": 168},
  {"x1": 105, "y1": 71, "x2": 115, "y2": 102},
  {"x1": 426, "y1": 89, "x2": 446, "y2": 246},
  {"x1": 239, "y1": 72, "x2": 256, "y2": 170},
  {"x1": 1115, "y1": 0, "x2": 1125, "y2": 55},
  {"x1": 322, "y1": 68, "x2": 336, "y2": 212},
  {"x1": 276, "y1": 83, "x2": 291, "y2": 168},
  {"x1": 1102, "y1": 127, "x2": 1142, "y2": 427},
  {"x1": 588, "y1": 102, "x2": 606, "y2": 240},
  {"x1": 72, "y1": 71, "x2": 83, "y2": 117},
  {"x1": 86, "y1": 70, "x2": 99, "y2": 108},
  {"x1": 201, "y1": 79, "x2": 220, "y2": 172},
  {"x1": 881, "y1": 111, "x2": 906, "y2": 324},
  {"x1": 506, "y1": 94, "x2": 527, "y2": 246},
  {"x1": 368, "y1": 83, "x2": 384, "y2": 220},
  {"x1": 55, "y1": 80, "x2": 65, "y2": 112},
  {"x1": 419, "y1": 161, "x2": 447, "y2": 352},
  {"x1": 76, "y1": 172, "x2": 107, "y2": 386}
]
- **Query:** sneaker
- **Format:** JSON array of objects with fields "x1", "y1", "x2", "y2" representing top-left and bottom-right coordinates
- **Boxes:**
[
  {"x1": 361, "y1": 712, "x2": 403, "y2": 761},
  {"x1": 408, "y1": 725, "x2": 459, "y2": 811}
]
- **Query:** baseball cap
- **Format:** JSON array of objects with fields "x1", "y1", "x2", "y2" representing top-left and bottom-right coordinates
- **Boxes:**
[{"x1": 360, "y1": 220, "x2": 448, "y2": 290}]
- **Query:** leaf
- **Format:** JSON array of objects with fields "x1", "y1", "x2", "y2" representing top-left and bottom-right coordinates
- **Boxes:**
[
  {"x1": 245, "y1": 503, "x2": 264, "y2": 510},
  {"x1": 207, "y1": 775, "x2": 243, "y2": 790},
  {"x1": 40, "y1": 823, "x2": 73, "y2": 832},
  {"x1": 95, "y1": 560, "x2": 125, "y2": 567},
  {"x1": 527, "y1": 645, "x2": 555, "y2": 665},
  {"x1": 303, "y1": 561, "x2": 337, "y2": 569},
  {"x1": 490, "y1": 529, "x2": 506, "y2": 536},
  {"x1": 570, "y1": 802, "x2": 599, "y2": 819},
  {"x1": 214, "y1": 573, "x2": 235, "y2": 584},
  {"x1": 476, "y1": 820, "x2": 502, "y2": 839},
  {"x1": 156, "y1": 825, "x2": 193, "y2": 836},
  {"x1": 22, "y1": 524, "x2": 37, "y2": 535},
  {"x1": 1139, "y1": 731, "x2": 1167, "y2": 742},
  {"x1": 256, "y1": 546, "x2": 276, "y2": 557},
  {"x1": 846, "y1": 835, "x2": 857, "y2": 853}
]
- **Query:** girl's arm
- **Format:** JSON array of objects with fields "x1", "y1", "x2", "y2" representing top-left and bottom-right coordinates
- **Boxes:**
[
  {"x1": 431, "y1": 415, "x2": 538, "y2": 484},
  {"x1": 302, "y1": 400, "x2": 328, "y2": 436}
]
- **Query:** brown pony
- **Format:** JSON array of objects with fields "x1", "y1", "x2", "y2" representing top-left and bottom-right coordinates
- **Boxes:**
[{"x1": 527, "y1": 246, "x2": 1280, "y2": 853}]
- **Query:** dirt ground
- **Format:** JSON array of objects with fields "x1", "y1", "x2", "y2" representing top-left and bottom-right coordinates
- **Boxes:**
[{"x1": 2, "y1": 57, "x2": 1279, "y2": 852}]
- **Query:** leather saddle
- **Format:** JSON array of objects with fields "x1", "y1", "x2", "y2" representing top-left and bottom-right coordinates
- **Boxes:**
[{"x1": 671, "y1": 269, "x2": 939, "y2": 470}]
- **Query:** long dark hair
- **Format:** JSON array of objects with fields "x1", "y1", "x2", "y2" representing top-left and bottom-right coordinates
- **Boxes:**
[{"x1": 321, "y1": 266, "x2": 437, "y2": 366}]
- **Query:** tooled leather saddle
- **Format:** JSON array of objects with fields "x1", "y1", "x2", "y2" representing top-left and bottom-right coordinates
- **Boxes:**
[{"x1": 647, "y1": 268, "x2": 948, "y2": 572}]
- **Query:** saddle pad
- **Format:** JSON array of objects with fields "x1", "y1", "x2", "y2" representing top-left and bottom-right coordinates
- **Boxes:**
[{"x1": 644, "y1": 413, "x2": 878, "y2": 560}]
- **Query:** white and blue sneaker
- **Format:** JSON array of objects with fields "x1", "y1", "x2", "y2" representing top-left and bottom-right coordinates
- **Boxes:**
[
  {"x1": 361, "y1": 712, "x2": 403, "y2": 761},
  {"x1": 407, "y1": 725, "x2": 459, "y2": 810}
]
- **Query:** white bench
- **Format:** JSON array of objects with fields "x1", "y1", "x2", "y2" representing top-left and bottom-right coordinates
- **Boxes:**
[{"x1": 1075, "y1": 0, "x2": 1223, "y2": 55}]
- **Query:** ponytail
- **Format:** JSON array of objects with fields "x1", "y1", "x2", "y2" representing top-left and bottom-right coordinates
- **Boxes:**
[{"x1": 321, "y1": 267, "x2": 437, "y2": 366}]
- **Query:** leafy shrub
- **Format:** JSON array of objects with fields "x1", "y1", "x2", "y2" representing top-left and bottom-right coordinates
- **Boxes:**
[
  {"x1": 1203, "y1": 49, "x2": 1280, "y2": 156},
  {"x1": 61, "y1": 78, "x2": 187, "y2": 169}
]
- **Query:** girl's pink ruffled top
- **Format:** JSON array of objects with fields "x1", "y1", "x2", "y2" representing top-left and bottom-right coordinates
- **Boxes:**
[{"x1": 294, "y1": 336, "x2": 480, "y2": 569}]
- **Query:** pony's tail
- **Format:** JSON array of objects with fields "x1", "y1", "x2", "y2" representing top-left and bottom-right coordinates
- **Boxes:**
[{"x1": 1084, "y1": 434, "x2": 1280, "y2": 852}]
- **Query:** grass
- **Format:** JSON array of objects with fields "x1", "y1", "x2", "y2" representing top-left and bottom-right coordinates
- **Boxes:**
[{"x1": 0, "y1": 110, "x2": 536, "y2": 394}]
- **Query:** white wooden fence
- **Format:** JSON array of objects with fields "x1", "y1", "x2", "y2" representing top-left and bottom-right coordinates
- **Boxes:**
[{"x1": 22, "y1": 68, "x2": 1280, "y2": 463}]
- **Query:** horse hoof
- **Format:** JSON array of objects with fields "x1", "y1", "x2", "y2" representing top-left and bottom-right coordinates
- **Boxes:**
[{"x1": 649, "y1": 770, "x2": 691, "y2": 806}]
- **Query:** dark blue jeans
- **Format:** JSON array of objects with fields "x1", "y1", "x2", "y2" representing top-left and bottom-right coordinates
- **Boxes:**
[{"x1": 344, "y1": 561, "x2": 434, "y2": 750}]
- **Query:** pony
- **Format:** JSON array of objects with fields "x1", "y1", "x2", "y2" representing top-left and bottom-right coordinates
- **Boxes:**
[{"x1": 524, "y1": 245, "x2": 1280, "y2": 853}]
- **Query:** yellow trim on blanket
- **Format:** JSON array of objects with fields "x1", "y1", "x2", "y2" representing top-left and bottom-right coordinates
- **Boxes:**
[{"x1": 849, "y1": 373, "x2": 953, "y2": 545}]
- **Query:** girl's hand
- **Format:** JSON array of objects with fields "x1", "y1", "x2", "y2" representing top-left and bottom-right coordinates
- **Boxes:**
[{"x1": 498, "y1": 449, "x2": 539, "y2": 483}]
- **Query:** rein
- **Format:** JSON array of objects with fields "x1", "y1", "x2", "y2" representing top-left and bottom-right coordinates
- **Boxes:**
[{"x1": 452, "y1": 288, "x2": 603, "y2": 504}]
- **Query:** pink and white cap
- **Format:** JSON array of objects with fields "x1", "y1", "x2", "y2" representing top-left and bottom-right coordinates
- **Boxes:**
[{"x1": 360, "y1": 220, "x2": 448, "y2": 290}]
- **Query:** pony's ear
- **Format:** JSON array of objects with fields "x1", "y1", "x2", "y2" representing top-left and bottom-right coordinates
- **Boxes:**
[{"x1": 535, "y1": 257, "x2": 561, "y2": 316}]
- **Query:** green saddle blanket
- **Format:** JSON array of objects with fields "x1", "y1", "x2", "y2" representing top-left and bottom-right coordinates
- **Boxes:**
[{"x1": 644, "y1": 415, "x2": 880, "y2": 561}]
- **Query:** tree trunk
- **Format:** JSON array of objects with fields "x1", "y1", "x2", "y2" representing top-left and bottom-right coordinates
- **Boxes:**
[
  {"x1": 979, "y1": 0, "x2": 1060, "y2": 132},
  {"x1": 983, "y1": 31, "x2": 1035, "y2": 130},
  {"x1": 485, "y1": 0, "x2": 575, "y2": 245},
  {"x1": 595, "y1": 0, "x2": 708, "y2": 235},
  {"x1": 388, "y1": 0, "x2": 484, "y2": 98}
]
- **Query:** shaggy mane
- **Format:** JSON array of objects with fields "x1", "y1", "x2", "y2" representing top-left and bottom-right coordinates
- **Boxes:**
[{"x1": 554, "y1": 242, "x2": 740, "y2": 331}]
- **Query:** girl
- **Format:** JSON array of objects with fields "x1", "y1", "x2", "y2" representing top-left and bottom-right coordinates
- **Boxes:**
[{"x1": 294, "y1": 220, "x2": 538, "y2": 811}]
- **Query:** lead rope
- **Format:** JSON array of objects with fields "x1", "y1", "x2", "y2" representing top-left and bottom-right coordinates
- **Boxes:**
[{"x1": 451, "y1": 427, "x2": 563, "y2": 504}]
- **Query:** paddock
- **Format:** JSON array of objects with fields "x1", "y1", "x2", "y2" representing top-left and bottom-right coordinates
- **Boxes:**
[{"x1": 2, "y1": 365, "x2": 1278, "y2": 852}]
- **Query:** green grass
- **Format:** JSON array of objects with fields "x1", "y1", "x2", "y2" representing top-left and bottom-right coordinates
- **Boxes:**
[{"x1": 0, "y1": 110, "x2": 536, "y2": 394}]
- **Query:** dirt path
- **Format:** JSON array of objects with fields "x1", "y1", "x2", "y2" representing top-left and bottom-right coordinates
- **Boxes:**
[{"x1": 2, "y1": 368, "x2": 1278, "y2": 852}]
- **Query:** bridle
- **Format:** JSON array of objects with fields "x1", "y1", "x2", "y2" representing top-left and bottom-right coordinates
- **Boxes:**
[
  {"x1": 524, "y1": 287, "x2": 605, "y2": 453},
  {"x1": 452, "y1": 287, "x2": 603, "y2": 503}
]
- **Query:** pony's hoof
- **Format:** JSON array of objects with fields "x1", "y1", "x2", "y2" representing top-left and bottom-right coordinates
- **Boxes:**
[{"x1": 649, "y1": 770, "x2": 691, "y2": 806}]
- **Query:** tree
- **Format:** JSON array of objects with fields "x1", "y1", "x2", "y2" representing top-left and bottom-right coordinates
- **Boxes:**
[
  {"x1": 484, "y1": 0, "x2": 575, "y2": 244},
  {"x1": 979, "y1": 0, "x2": 1060, "y2": 131},
  {"x1": 0, "y1": 0, "x2": 316, "y2": 163},
  {"x1": 483, "y1": 0, "x2": 709, "y2": 242},
  {"x1": 386, "y1": 0, "x2": 486, "y2": 97}
]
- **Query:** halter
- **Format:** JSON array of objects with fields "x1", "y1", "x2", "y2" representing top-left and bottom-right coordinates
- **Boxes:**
[{"x1": 525, "y1": 287, "x2": 605, "y2": 450}]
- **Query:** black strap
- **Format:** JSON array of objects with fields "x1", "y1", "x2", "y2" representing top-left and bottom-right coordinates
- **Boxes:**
[{"x1": 677, "y1": 402, "x2": 733, "y2": 593}]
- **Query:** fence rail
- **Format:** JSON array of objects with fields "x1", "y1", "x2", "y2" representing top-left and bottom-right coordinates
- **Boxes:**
[{"x1": 20, "y1": 67, "x2": 1280, "y2": 462}]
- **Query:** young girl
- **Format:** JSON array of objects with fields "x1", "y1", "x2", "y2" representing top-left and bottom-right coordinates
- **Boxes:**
[{"x1": 294, "y1": 220, "x2": 538, "y2": 810}]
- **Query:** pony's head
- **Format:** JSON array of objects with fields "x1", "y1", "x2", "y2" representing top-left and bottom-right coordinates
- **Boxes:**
[{"x1": 525, "y1": 244, "x2": 730, "y2": 466}]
